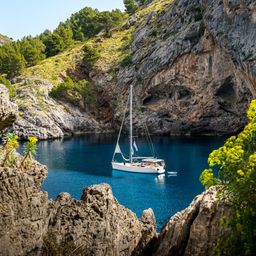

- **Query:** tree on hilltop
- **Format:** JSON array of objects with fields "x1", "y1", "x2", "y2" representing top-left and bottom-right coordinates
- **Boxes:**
[{"x1": 123, "y1": 0, "x2": 139, "y2": 15}]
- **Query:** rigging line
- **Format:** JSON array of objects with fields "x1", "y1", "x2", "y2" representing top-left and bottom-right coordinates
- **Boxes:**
[
  {"x1": 133, "y1": 88, "x2": 157, "y2": 158},
  {"x1": 112, "y1": 90, "x2": 130, "y2": 162},
  {"x1": 133, "y1": 90, "x2": 154, "y2": 156},
  {"x1": 145, "y1": 122, "x2": 156, "y2": 157}
]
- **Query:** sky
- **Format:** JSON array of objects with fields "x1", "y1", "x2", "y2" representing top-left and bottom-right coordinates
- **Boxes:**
[{"x1": 0, "y1": 0, "x2": 125, "y2": 40}]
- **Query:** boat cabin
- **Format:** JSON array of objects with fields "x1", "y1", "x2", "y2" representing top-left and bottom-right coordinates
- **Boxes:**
[{"x1": 141, "y1": 158, "x2": 165, "y2": 168}]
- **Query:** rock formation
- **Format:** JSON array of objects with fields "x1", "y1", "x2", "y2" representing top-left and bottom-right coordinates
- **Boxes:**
[
  {"x1": 0, "y1": 84, "x2": 18, "y2": 132},
  {"x1": 0, "y1": 33, "x2": 11, "y2": 46},
  {"x1": 0, "y1": 159, "x2": 231, "y2": 256},
  {"x1": 11, "y1": 78, "x2": 101, "y2": 139},
  {"x1": 110, "y1": 0, "x2": 255, "y2": 135},
  {"x1": 0, "y1": 163, "x2": 49, "y2": 256},
  {"x1": 0, "y1": 163, "x2": 156, "y2": 256},
  {"x1": 152, "y1": 186, "x2": 231, "y2": 256}
]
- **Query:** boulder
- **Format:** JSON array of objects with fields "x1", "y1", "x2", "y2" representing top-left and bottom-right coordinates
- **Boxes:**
[{"x1": 0, "y1": 84, "x2": 18, "y2": 132}]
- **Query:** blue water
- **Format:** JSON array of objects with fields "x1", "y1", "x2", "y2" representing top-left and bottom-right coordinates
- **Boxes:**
[{"x1": 20, "y1": 135, "x2": 225, "y2": 229}]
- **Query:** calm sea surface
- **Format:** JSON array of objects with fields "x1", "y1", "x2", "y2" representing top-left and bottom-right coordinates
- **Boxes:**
[{"x1": 20, "y1": 135, "x2": 225, "y2": 229}]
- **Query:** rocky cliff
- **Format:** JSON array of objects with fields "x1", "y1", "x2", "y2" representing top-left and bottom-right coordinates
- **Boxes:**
[
  {"x1": 7, "y1": 0, "x2": 255, "y2": 138},
  {"x1": 109, "y1": 0, "x2": 256, "y2": 135},
  {"x1": 11, "y1": 78, "x2": 101, "y2": 139}
]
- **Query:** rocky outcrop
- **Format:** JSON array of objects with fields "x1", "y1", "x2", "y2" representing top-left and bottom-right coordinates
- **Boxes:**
[
  {"x1": 0, "y1": 84, "x2": 18, "y2": 132},
  {"x1": 152, "y1": 186, "x2": 231, "y2": 256},
  {"x1": 0, "y1": 162, "x2": 156, "y2": 256},
  {"x1": 11, "y1": 78, "x2": 102, "y2": 139},
  {"x1": 0, "y1": 162, "x2": 48, "y2": 256},
  {"x1": 0, "y1": 33, "x2": 11, "y2": 46},
  {"x1": 109, "y1": 0, "x2": 256, "y2": 135},
  {"x1": 47, "y1": 184, "x2": 156, "y2": 256},
  {"x1": 0, "y1": 159, "x2": 231, "y2": 256}
]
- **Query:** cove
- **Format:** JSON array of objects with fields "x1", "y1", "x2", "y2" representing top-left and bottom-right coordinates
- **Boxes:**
[{"x1": 21, "y1": 135, "x2": 225, "y2": 229}]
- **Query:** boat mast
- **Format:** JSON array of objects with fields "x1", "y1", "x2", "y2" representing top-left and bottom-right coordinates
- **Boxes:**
[{"x1": 129, "y1": 85, "x2": 133, "y2": 163}]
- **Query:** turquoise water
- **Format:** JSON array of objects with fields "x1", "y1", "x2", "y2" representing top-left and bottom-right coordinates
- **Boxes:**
[{"x1": 25, "y1": 135, "x2": 224, "y2": 229}]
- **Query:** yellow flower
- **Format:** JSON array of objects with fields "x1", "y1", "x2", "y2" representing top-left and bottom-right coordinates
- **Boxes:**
[
  {"x1": 28, "y1": 136, "x2": 38, "y2": 144},
  {"x1": 237, "y1": 169, "x2": 244, "y2": 176}
]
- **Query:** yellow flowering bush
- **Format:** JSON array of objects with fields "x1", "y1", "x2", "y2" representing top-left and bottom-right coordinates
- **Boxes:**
[
  {"x1": 200, "y1": 100, "x2": 256, "y2": 255},
  {"x1": 21, "y1": 136, "x2": 38, "y2": 169},
  {"x1": 0, "y1": 133, "x2": 19, "y2": 166}
]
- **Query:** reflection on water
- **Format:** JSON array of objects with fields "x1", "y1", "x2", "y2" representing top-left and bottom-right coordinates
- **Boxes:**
[
  {"x1": 19, "y1": 134, "x2": 225, "y2": 229},
  {"x1": 155, "y1": 174, "x2": 166, "y2": 184}
]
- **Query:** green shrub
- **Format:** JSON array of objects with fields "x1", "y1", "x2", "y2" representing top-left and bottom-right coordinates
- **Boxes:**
[
  {"x1": 82, "y1": 45, "x2": 101, "y2": 71},
  {"x1": 120, "y1": 54, "x2": 133, "y2": 67},
  {"x1": 0, "y1": 75, "x2": 16, "y2": 97},
  {"x1": 124, "y1": 0, "x2": 139, "y2": 15},
  {"x1": 49, "y1": 76, "x2": 97, "y2": 110}
]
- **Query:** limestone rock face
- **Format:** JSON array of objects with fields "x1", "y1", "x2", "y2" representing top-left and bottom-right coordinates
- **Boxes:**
[
  {"x1": 11, "y1": 78, "x2": 101, "y2": 139},
  {"x1": 152, "y1": 186, "x2": 231, "y2": 256},
  {"x1": 0, "y1": 84, "x2": 18, "y2": 132},
  {"x1": 0, "y1": 162, "x2": 48, "y2": 256},
  {"x1": 0, "y1": 163, "x2": 156, "y2": 256},
  {"x1": 47, "y1": 184, "x2": 151, "y2": 256},
  {"x1": 110, "y1": 0, "x2": 255, "y2": 135}
]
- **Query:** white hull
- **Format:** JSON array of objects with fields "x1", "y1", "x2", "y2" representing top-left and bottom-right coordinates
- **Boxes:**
[{"x1": 112, "y1": 162, "x2": 165, "y2": 174}]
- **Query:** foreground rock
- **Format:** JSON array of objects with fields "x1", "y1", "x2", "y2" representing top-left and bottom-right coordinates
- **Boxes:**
[
  {"x1": 0, "y1": 153, "x2": 230, "y2": 256},
  {"x1": 0, "y1": 162, "x2": 48, "y2": 256},
  {"x1": 0, "y1": 84, "x2": 18, "y2": 132},
  {"x1": 0, "y1": 162, "x2": 156, "y2": 256},
  {"x1": 152, "y1": 186, "x2": 231, "y2": 256}
]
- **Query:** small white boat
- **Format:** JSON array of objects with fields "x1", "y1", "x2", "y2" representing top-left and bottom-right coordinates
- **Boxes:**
[{"x1": 111, "y1": 85, "x2": 166, "y2": 174}]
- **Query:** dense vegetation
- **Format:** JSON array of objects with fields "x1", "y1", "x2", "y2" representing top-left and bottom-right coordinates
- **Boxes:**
[
  {"x1": 200, "y1": 100, "x2": 256, "y2": 255},
  {"x1": 49, "y1": 76, "x2": 97, "y2": 110},
  {"x1": 0, "y1": 8, "x2": 125, "y2": 78}
]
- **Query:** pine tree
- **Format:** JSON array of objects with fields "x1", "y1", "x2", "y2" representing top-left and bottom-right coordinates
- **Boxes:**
[
  {"x1": 19, "y1": 36, "x2": 45, "y2": 66},
  {"x1": 0, "y1": 43, "x2": 26, "y2": 78},
  {"x1": 123, "y1": 0, "x2": 139, "y2": 15}
]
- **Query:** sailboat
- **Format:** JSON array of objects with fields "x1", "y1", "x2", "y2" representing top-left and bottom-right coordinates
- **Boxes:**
[{"x1": 111, "y1": 85, "x2": 166, "y2": 174}]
